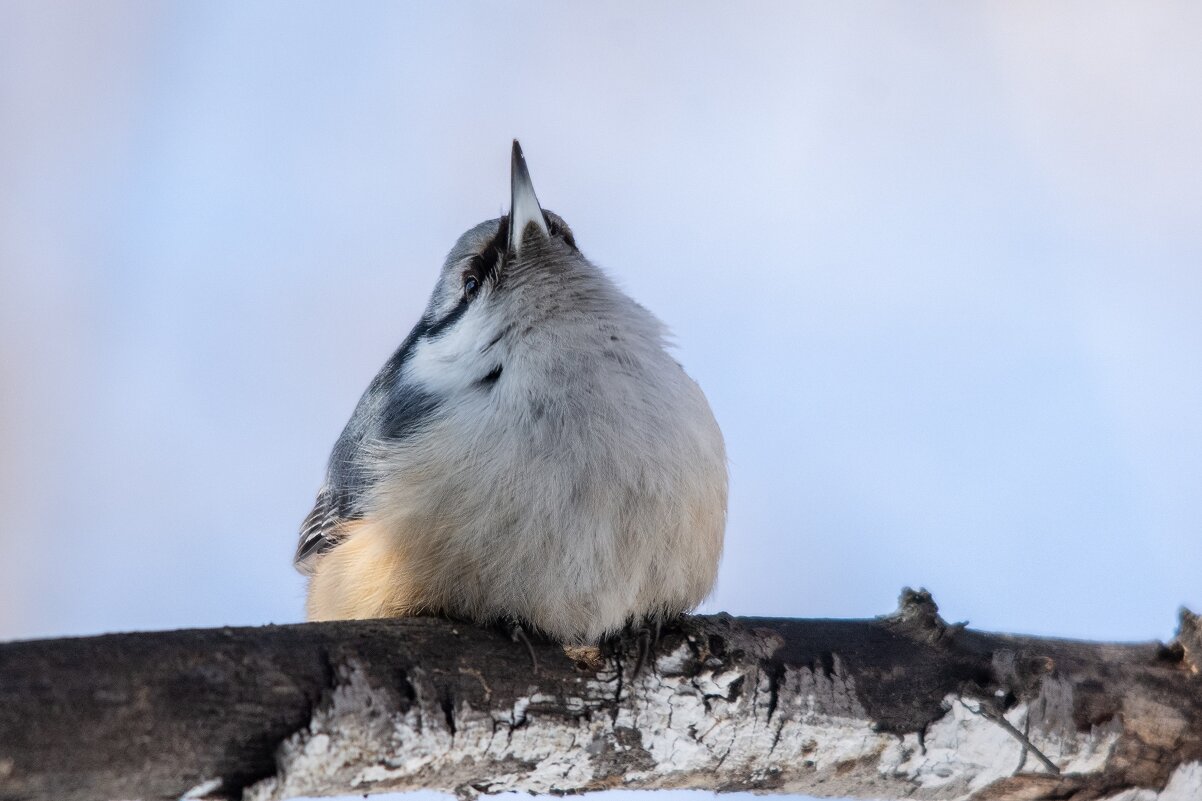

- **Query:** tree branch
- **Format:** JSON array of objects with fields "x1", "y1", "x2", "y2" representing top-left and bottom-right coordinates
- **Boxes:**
[{"x1": 2, "y1": 590, "x2": 1200, "y2": 801}]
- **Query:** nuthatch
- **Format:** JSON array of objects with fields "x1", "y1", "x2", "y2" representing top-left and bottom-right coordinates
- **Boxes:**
[{"x1": 295, "y1": 141, "x2": 727, "y2": 645}]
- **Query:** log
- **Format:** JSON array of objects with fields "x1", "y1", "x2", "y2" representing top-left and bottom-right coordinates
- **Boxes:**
[{"x1": 1, "y1": 590, "x2": 1200, "y2": 801}]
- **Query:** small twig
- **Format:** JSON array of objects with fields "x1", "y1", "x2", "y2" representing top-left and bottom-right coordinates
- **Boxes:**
[
  {"x1": 1014, "y1": 706, "x2": 1030, "y2": 772},
  {"x1": 958, "y1": 699, "x2": 1060, "y2": 775}
]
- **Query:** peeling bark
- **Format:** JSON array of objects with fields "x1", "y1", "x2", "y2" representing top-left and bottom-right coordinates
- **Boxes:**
[{"x1": 1, "y1": 591, "x2": 1200, "y2": 801}]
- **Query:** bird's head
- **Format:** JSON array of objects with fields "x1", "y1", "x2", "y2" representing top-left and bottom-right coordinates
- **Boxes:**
[{"x1": 400, "y1": 141, "x2": 626, "y2": 398}]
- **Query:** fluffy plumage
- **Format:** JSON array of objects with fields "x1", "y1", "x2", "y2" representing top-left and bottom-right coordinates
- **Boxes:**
[{"x1": 296, "y1": 143, "x2": 727, "y2": 643}]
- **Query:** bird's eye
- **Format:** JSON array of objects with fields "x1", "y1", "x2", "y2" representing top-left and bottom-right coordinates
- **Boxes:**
[{"x1": 463, "y1": 274, "x2": 481, "y2": 299}]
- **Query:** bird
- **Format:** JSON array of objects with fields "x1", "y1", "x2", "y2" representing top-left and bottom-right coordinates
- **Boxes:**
[{"x1": 295, "y1": 141, "x2": 727, "y2": 647}]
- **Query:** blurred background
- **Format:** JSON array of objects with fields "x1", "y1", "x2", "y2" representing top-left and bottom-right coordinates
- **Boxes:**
[{"x1": 1, "y1": 2, "x2": 1200, "y2": 799}]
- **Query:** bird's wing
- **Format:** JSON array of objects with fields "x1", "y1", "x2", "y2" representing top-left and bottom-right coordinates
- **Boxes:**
[
  {"x1": 294, "y1": 325, "x2": 441, "y2": 576},
  {"x1": 294, "y1": 486, "x2": 351, "y2": 575}
]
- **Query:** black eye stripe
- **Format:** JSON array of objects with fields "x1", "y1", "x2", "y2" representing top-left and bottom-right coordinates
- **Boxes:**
[
  {"x1": 423, "y1": 217, "x2": 514, "y2": 342},
  {"x1": 477, "y1": 245, "x2": 503, "y2": 284},
  {"x1": 478, "y1": 216, "x2": 510, "y2": 281},
  {"x1": 547, "y1": 217, "x2": 577, "y2": 249},
  {"x1": 422, "y1": 298, "x2": 469, "y2": 340}
]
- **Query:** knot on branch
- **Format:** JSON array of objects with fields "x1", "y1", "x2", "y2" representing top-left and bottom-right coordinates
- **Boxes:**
[
  {"x1": 884, "y1": 587, "x2": 959, "y2": 646},
  {"x1": 1172, "y1": 607, "x2": 1202, "y2": 674}
]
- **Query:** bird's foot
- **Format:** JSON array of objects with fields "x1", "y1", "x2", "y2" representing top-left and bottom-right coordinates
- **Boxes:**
[
  {"x1": 504, "y1": 618, "x2": 540, "y2": 675},
  {"x1": 602, "y1": 616, "x2": 668, "y2": 677},
  {"x1": 631, "y1": 616, "x2": 668, "y2": 677}
]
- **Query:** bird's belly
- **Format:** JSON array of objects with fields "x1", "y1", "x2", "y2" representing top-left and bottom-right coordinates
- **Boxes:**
[
  {"x1": 306, "y1": 500, "x2": 720, "y2": 641},
  {"x1": 308, "y1": 425, "x2": 726, "y2": 641}
]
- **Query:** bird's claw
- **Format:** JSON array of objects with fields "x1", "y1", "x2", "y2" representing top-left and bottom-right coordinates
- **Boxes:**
[{"x1": 507, "y1": 619, "x2": 539, "y2": 675}]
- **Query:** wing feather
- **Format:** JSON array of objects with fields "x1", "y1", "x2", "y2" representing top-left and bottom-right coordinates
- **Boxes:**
[
  {"x1": 295, "y1": 299, "x2": 450, "y2": 576},
  {"x1": 294, "y1": 487, "x2": 348, "y2": 574}
]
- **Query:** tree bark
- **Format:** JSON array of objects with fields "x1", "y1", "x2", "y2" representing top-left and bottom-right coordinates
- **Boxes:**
[{"x1": 1, "y1": 590, "x2": 1200, "y2": 801}]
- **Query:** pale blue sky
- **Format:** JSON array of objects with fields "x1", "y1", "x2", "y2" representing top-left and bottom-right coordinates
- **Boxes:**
[{"x1": 1, "y1": 2, "x2": 1200, "y2": 798}]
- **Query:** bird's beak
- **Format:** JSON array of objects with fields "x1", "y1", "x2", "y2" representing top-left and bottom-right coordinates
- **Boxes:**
[{"x1": 508, "y1": 139, "x2": 549, "y2": 255}]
